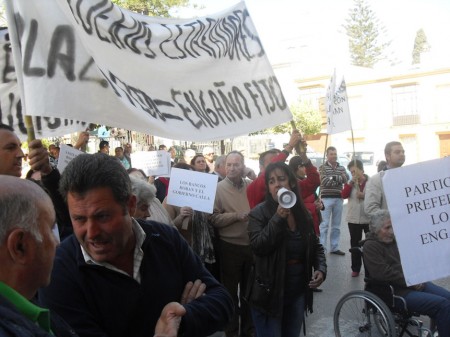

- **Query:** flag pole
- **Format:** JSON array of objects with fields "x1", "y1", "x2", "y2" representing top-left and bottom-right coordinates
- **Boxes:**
[
  {"x1": 290, "y1": 120, "x2": 305, "y2": 154},
  {"x1": 350, "y1": 127, "x2": 358, "y2": 185},
  {"x1": 318, "y1": 133, "x2": 329, "y2": 199},
  {"x1": 24, "y1": 115, "x2": 36, "y2": 143}
]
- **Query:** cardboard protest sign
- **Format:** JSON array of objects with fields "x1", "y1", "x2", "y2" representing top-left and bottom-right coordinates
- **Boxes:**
[
  {"x1": 167, "y1": 168, "x2": 218, "y2": 213},
  {"x1": 383, "y1": 157, "x2": 450, "y2": 285},
  {"x1": 131, "y1": 151, "x2": 171, "y2": 177},
  {"x1": 5, "y1": 0, "x2": 292, "y2": 141},
  {"x1": 57, "y1": 144, "x2": 84, "y2": 173}
]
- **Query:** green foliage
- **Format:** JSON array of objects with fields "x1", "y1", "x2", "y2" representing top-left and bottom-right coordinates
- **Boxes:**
[
  {"x1": 252, "y1": 100, "x2": 322, "y2": 136},
  {"x1": 412, "y1": 28, "x2": 430, "y2": 65},
  {"x1": 111, "y1": 0, "x2": 189, "y2": 17},
  {"x1": 343, "y1": 0, "x2": 391, "y2": 68}
]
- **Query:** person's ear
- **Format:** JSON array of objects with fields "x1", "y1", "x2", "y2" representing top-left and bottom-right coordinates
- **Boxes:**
[
  {"x1": 127, "y1": 194, "x2": 137, "y2": 217},
  {"x1": 6, "y1": 229, "x2": 30, "y2": 264}
]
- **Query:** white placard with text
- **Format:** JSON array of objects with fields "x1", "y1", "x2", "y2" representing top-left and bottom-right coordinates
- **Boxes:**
[
  {"x1": 167, "y1": 168, "x2": 218, "y2": 213},
  {"x1": 57, "y1": 144, "x2": 84, "y2": 173},
  {"x1": 131, "y1": 151, "x2": 170, "y2": 177},
  {"x1": 383, "y1": 157, "x2": 450, "y2": 285}
]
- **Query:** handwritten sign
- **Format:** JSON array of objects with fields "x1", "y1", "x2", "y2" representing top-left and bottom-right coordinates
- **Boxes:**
[
  {"x1": 131, "y1": 151, "x2": 170, "y2": 177},
  {"x1": 57, "y1": 144, "x2": 84, "y2": 173},
  {"x1": 383, "y1": 157, "x2": 450, "y2": 285},
  {"x1": 5, "y1": 0, "x2": 292, "y2": 141},
  {"x1": 167, "y1": 168, "x2": 218, "y2": 213}
]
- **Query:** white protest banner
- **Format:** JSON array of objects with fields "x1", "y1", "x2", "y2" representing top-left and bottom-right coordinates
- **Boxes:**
[
  {"x1": 382, "y1": 157, "x2": 450, "y2": 285},
  {"x1": 167, "y1": 168, "x2": 218, "y2": 213},
  {"x1": 57, "y1": 144, "x2": 84, "y2": 173},
  {"x1": 326, "y1": 71, "x2": 352, "y2": 134},
  {"x1": 5, "y1": 0, "x2": 292, "y2": 142},
  {"x1": 131, "y1": 151, "x2": 170, "y2": 177},
  {"x1": 0, "y1": 28, "x2": 88, "y2": 141}
]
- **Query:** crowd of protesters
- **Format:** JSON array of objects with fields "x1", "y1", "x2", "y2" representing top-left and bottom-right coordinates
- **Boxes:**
[{"x1": 1, "y1": 123, "x2": 449, "y2": 337}]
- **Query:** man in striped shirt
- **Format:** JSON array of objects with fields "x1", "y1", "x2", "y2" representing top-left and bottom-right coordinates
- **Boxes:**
[{"x1": 319, "y1": 146, "x2": 349, "y2": 255}]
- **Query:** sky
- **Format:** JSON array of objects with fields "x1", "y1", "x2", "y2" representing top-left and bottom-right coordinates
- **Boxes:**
[{"x1": 174, "y1": 0, "x2": 450, "y2": 70}]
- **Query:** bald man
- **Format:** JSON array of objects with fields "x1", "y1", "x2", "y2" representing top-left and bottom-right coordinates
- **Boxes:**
[{"x1": 0, "y1": 175, "x2": 75, "y2": 336}]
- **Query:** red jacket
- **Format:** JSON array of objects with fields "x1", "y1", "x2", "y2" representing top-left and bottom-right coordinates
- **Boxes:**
[
  {"x1": 246, "y1": 152, "x2": 320, "y2": 209},
  {"x1": 303, "y1": 192, "x2": 320, "y2": 235}
]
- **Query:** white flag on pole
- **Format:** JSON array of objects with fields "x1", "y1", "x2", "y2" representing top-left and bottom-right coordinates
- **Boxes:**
[{"x1": 326, "y1": 71, "x2": 352, "y2": 134}]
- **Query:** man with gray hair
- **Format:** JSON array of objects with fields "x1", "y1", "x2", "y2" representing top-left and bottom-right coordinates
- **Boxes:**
[
  {"x1": 0, "y1": 175, "x2": 75, "y2": 336},
  {"x1": 129, "y1": 174, "x2": 173, "y2": 225},
  {"x1": 213, "y1": 155, "x2": 227, "y2": 182},
  {"x1": 202, "y1": 146, "x2": 215, "y2": 172},
  {"x1": 211, "y1": 151, "x2": 254, "y2": 337},
  {"x1": 363, "y1": 210, "x2": 450, "y2": 337},
  {"x1": 183, "y1": 148, "x2": 196, "y2": 164}
]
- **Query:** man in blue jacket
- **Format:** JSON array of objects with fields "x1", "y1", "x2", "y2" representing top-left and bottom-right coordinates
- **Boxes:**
[{"x1": 37, "y1": 152, "x2": 233, "y2": 337}]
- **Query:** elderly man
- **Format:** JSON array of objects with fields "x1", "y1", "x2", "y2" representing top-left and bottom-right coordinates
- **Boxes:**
[
  {"x1": 202, "y1": 146, "x2": 215, "y2": 172},
  {"x1": 37, "y1": 153, "x2": 233, "y2": 337},
  {"x1": 212, "y1": 155, "x2": 227, "y2": 182},
  {"x1": 183, "y1": 148, "x2": 196, "y2": 164},
  {"x1": 363, "y1": 210, "x2": 450, "y2": 337},
  {"x1": 0, "y1": 175, "x2": 74, "y2": 336},
  {"x1": 211, "y1": 151, "x2": 254, "y2": 337},
  {"x1": 364, "y1": 141, "x2": 406, "y2": 217}
]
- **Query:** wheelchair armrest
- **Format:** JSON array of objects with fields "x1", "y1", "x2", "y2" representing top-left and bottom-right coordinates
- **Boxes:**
[
  {"x1": 364, "y1": 278, "x2": 410, "y2": 313},
  {"x1": 392, "y1": 294, "x2": 409, "y2": 313}
]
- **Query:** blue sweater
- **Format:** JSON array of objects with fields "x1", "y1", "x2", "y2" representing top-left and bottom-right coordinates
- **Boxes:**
[{"x1": 38, "y1": 220, "x2": 233, "y2": 337}]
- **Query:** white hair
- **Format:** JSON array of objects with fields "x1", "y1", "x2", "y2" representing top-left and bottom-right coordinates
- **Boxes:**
[{"x1": 0, "y1": 177, "x2": 52, "y2": 243}]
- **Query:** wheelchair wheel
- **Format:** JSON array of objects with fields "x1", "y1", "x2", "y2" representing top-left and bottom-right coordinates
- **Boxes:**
[{"x1": 334, "y1": 290, "x2": 397, "y2": 337}]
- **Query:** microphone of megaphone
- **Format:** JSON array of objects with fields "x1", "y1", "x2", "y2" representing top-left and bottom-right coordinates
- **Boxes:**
[{"x1": 277, "y1": 188, "x2": 297, "y2": 208}]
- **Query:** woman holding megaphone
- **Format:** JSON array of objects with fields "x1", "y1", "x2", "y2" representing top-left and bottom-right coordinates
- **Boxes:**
[{"x1": 245, "y1": 162, "x2": 327, "y2": 337}]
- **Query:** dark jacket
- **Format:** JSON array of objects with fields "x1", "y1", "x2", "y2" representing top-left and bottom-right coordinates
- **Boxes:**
[
  {"x1": 41, "y1": 168, "x2": 73, "y2": 240},
  {"x1": 38, "y1": 220, "x2": 234, "y2": 337},
  {"x1": 363, "y1": 233, "x2": 411, "y2": 297},
  {"x1": 246, "y1": 197, "x2": 327, "y2": 317},
  {"x1": 0, "y1": 295, "x2": 78, "y2": 337}
]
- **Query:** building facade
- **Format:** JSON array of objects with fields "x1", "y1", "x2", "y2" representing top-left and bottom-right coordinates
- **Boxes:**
[{"x1": 284, "y1": 65, "x2": 450, "y2": 166}]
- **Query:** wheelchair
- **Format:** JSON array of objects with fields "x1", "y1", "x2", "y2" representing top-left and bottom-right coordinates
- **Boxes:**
[{"x1": 333, "y1": 248, "x2": 436, "y2": 337}]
